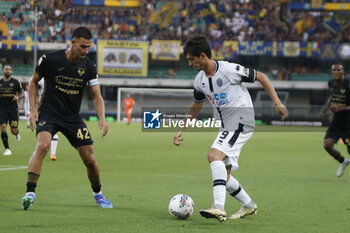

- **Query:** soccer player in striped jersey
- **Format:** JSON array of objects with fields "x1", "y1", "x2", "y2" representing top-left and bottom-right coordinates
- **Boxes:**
[{"x1": 173, "y1": 34, "x2": 288, "y2": 222}]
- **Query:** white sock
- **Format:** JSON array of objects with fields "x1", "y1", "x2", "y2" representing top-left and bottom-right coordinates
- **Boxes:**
[
  {"x1": 50, "y1": 134, "x2": 58, "y2": 155},
  {"x1": 93, "y1": 191, "x2": 102, "y2": 196},
  {"x1": 210, "y1": 160, "x2": 227, "y2": 210},
  {"x1": 26, "y1": 192, "x2": 35, "y2": 197},
  {"x1": 226, "y1": 175, "x2": 253, "y2": 207}
]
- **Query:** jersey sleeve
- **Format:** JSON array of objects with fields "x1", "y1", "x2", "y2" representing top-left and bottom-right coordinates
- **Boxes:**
[
  {"x1": 17, "y1": 81, "x2": 23, "y2": 94},
  {"x1": 87, "y1": 62, "x2": 99, "y2": 87},
  {"x1": 193, "y1": 78, "x2": 206, "y2": 103},
  {"x1": 35, "y1": 55, "x2": 49, "y2": 77},
  {"x1": 328, "y1": 79, "x2": 332, "y2": 89},
  {"x1": 227, "y1": 63, "x2": 257, "y2": 84}
]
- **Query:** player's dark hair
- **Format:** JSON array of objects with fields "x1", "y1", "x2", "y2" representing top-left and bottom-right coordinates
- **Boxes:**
[
  {"x1": 183, "y1": 34, "x2": 212, "y2": 59},
  {"x1": 72, "y1": 27, "x2": 92, "y2": 40},
  {"x1": 2, "y1": 64, "x2": 11, "y2": 70},
  {"x1": 332, "y1": 61, "x2": 344, "y2": 68},
  {"x1": 332, "y1": 62, "x2": 345, "y2": 74}
]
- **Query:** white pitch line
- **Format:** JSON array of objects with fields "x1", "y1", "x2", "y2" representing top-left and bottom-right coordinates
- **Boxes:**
[{"x1": 0, "y1": 166, "x2": 28, "y2": 171}]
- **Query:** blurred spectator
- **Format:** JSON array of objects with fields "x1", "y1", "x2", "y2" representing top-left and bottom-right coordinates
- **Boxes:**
[
  {"x1": 169, "y1": 68, "x2": 176, "y2": 79},
  {"x1": 0, "y1": 0, "x2": 348, "y2": 44},
  {"x1": 271, "y1": 67, "x2": 278, "y2": 79},
  {"x1": 278, "y1": 68, "x2": 290, "y2": 81}
]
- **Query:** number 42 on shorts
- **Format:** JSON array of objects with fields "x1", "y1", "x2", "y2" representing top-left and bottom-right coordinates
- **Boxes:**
[{"x1": 76, "y1": 128, "x2": 90, "y2": 140}]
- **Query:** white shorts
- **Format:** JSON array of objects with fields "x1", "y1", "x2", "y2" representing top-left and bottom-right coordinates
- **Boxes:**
[{"x1": 211, "y1": 128, "x2": 253, "y2": 171}]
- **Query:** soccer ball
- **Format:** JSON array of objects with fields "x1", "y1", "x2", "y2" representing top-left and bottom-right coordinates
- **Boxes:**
[{"x1": 168, "y1": 194, "x2": 194, "y2": 220}]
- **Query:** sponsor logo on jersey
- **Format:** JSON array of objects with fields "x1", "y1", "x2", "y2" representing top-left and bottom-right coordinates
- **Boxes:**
[
  {"x1": 207, "y1": 94, "x2": 215, "y2": 104},
  {"x1": 208, "y1": 93, "x2": 228, "y2": 106}
]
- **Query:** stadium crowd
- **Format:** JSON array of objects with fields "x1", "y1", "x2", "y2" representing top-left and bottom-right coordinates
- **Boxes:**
[{"x1": 0, "y1": 0, "x2": 349, "y2": 43}]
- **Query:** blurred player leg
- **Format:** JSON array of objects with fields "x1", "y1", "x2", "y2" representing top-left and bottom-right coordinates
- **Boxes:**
[
  {"x1": 26, "y1": 115, "x2": 30, "y2": 128},
  {"x1": 126, "y1": 108, "x2": 132, "y2": 124},
  {"x1": 324, "y1": 138, "x2": 349, "y2": 176},
  {"x1": 77, "y1": 145, "x2": 113, "y2": 208},
  {"x1": 10, "y1": 124, "x2": 20, "y2": 141},
  {"x1": 1, "y1": 123, "x2": 11, "y2": 155},
  {"x1": 200, "y1": 150, "x2": 227, "y2": 222},
  {"x1": 210, "y1": 160, "x2": 227, "y2": 211},
  {"x1": 22, "y1": 131, "x2": 51, "y2": 210},
  {"x1": 50, "y1": 134, "x2": 58, "y2": 160},
  {"x1": 226, "y1": 175, "x2": 257, "y2": 219},
  {"x1": 337, "y1": 158, "x2": 350, "y2": 177}
]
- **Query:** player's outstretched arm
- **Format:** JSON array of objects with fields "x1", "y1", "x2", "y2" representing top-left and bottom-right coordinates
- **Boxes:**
[
  {"x1": 322, "y1": 97, "x2": 331, "y2": 116},
  {"x1": 17, "y1": 83, "x2": 24, "y2": 109},
  {"x1": 18, "y1": 92, "x2": 24, "y2": 110},
  {"x1": 173, "y1": 129, "x2": 184, "y2": 146},
  {"x1": 90, "y1": 85, "x2": 108, "y2": 137},
  {"x1": 28, "y1": 71, "x2": 41, "y2": 131},
  {"x1": 256, "y1": 71, "x2": 289, "y2": 120},
  {"x1": 173, "y1": 101, "x2": 203, "y2": 146},
  {"x1": 330, "y1": 103, "x2": 350, "y2": 113}
]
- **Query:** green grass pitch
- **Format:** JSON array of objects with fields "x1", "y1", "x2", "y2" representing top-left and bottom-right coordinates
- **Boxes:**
[{"x1": 0, "y1": 121, "x2": 349, "y2": 233}]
